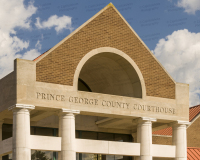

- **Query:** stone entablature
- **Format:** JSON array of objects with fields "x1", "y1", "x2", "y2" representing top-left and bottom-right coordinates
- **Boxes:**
[
  {"x1": 34, "y1": 90, "x2": 178, "y2": 119},
  {"x1": 0, "y1": 57, "x2": 189, "y2": 121}
]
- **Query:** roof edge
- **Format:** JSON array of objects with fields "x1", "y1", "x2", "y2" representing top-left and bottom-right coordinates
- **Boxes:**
[
  {"x1": 110, "y1": 5, "x2": 176, "y2": 84},
  {"x1": 34, "y1": 3, "x2": 113, "y2": 63}
]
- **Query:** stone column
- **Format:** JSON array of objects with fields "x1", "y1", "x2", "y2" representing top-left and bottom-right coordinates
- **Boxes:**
[
  {"x1": 58, "y1": 109, "x2": 80, "y2": 160},
  {"x1": 137, "y1": 117, "x2": 156, "y2": 160},
  {"x1": 9, "y1": 104, "x2": 35, "y2": 160},
  {"x1": 0, "y1": 120, "x2": 3, "y2": 160},
  {"x1": 172, "y1": 121, "x2": 190, "y2": 160}
]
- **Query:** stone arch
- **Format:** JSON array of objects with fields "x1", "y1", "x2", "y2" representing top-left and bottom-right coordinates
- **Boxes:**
[{"x1": 73, "y1": 47, "x2": 146, "y2": 99}]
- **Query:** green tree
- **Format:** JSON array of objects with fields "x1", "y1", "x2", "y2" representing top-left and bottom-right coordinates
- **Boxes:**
[{"x1": 31, "y1": 151, "x2": 52, "y2": 160}]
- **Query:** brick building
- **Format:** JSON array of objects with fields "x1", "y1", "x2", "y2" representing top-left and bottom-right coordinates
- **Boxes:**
[
  {"x1": 153, "y1": 105, "x2": 200, "y2": 147},
  {"x1": 0, "y1": 3, "x2": 189, "y2": 160},
  {"x1": 153, "y1": 105, "x2": 200, "y2": 160}
]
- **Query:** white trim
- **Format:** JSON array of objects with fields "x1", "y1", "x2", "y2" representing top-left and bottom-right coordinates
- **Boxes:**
[{"x1": 152, "y1": 134, "x2": 172, "y2": 138}]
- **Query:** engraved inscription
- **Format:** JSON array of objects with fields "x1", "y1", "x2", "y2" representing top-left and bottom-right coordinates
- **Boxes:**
[
  {"x1": 37, "y1": 92, "x2": 65, "y2": 101},
  {"x1": 133, "y1": 104, "x2": 175, "y2": 114},
  {"x1": 36, "y1": 92, "x2": 176, "y2": 114},
  {"x1": 69, "y1": 96, "x2": 98, "y2": 105}
]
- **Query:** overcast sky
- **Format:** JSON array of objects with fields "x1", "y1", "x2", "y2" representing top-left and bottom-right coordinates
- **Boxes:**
[{"x1": 0, "y1": 0, "x2": 200, "y2": 106}]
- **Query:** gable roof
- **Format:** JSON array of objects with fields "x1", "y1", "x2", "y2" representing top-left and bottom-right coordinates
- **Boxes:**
[
  {"x1": 189, "y1": 105, "x2": 200, "y2": 122},
  {"x1": 152, "y1": 127, "x2": 172, "y2": 136},
  {"x1": 153, "y1": 105, "x2": 200, "y2": 136},
  {"x1": 34, "y1": 3, "x2": 176, "y2": 99},
  {"x1": 33, "y1": 49, "x2": 50, "y2": 61},
  {"x1": 187, "y1": 147, "x2": 200, "y2": 160}
]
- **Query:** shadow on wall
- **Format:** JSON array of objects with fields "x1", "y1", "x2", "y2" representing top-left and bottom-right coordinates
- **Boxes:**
[{"x1": 78, "y1": 52, "x2": 142, "y2": 98}]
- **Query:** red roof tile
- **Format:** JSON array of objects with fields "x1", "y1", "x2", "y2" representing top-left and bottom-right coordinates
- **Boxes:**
[
  {"x1": 153, "y1": 105, "x2": 200, "y2": 136},
  {"x1": 152, "y1": 127, "x2": 172, "y2": 136},
  {"x1": 189, "y1": 105, "x2": 200, "y2": 122},
  {"x1": 33, "y1": 49, "x2": 50, "y2": 61},
  {"x1": 187, "y1": 147, "x2": 200, "y2": 160}
]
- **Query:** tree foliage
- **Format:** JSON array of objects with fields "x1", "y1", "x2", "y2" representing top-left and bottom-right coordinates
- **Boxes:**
[{"x1": 31, "y1": 151, "x2": 52, "y2": 160}]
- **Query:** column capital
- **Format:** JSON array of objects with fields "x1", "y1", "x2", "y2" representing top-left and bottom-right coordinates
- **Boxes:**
[
  {"x1": 171, "y1": 120, "x2": 190, "y2": 126},
  {"x1": 58, "y1": 108, "x2": 80, "y2": 116},
  {"x1": 8, "y1": 104, "x2": 35, "y2": 111},
  {"x1": 133, "y1": 117, "x2": 157, "y2": 124}
]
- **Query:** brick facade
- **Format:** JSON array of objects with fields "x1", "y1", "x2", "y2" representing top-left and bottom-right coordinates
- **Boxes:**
[
  {"x1": 153, "y1": 115, "x2": 200, "y2": 148},
  {"x1": 36, "y1": 5, "x2": 175, "y2": 99},
  {"x1": 187, "y1": 116, "x2": 200, "y2": 148},
  {"x1": 152, "y1": 135, "x2": 172, "y2": 145}
]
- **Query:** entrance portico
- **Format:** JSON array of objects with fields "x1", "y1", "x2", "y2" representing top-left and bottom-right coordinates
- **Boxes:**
[
  {"x1": 0, "y1": 48, "x2": 190, "y2": 160},
  {"x1": 0, "y1": 3, "x2": 189, "y2": 160},
  {"x1": 0, "y1": 104, "x2": 189, "y2": 160}
]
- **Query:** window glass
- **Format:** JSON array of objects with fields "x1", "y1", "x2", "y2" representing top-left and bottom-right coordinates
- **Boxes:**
[
  {"x1": 114, "y1": 134, "x2": 132, "y2": 142},
  {"x1": 77, "y1": 131, "x2": 132, "y2": 160},
  {"x1": 81, "y1": 131, "x2": 98, "y2": 140},
  {"x1": 31, "y1": 150, "x2": 57, "y2": 160},
  {"x1": 82, "y1": 153, "x2": 98, "y2": 160},
  {"x1": 98, "y1": 133, "x2": 114, "y2": 141},
  {"x1": 35, "y1": 127, "x2": 54, "y2": 136},
  {"x1": 2, "y1": 154, "x2": 12, "y2": 160}
]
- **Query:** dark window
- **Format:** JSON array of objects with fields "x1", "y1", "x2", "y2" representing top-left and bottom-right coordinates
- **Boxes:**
[
  {"x1": 76, "y1": 131, "x2": 132, "y2": 160},
  {"x1": 78, "y1": 78, "x2": 92, "y2": 92}
]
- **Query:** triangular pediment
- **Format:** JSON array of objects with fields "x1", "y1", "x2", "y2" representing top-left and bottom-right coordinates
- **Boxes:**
[{"x1": 35, "y1": 3, "x2": 175, "y2": 99}]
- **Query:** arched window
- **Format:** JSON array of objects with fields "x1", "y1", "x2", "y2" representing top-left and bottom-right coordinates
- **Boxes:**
[{"x1": 78, "y1": 52, "x2": 142, "y2": 98}]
